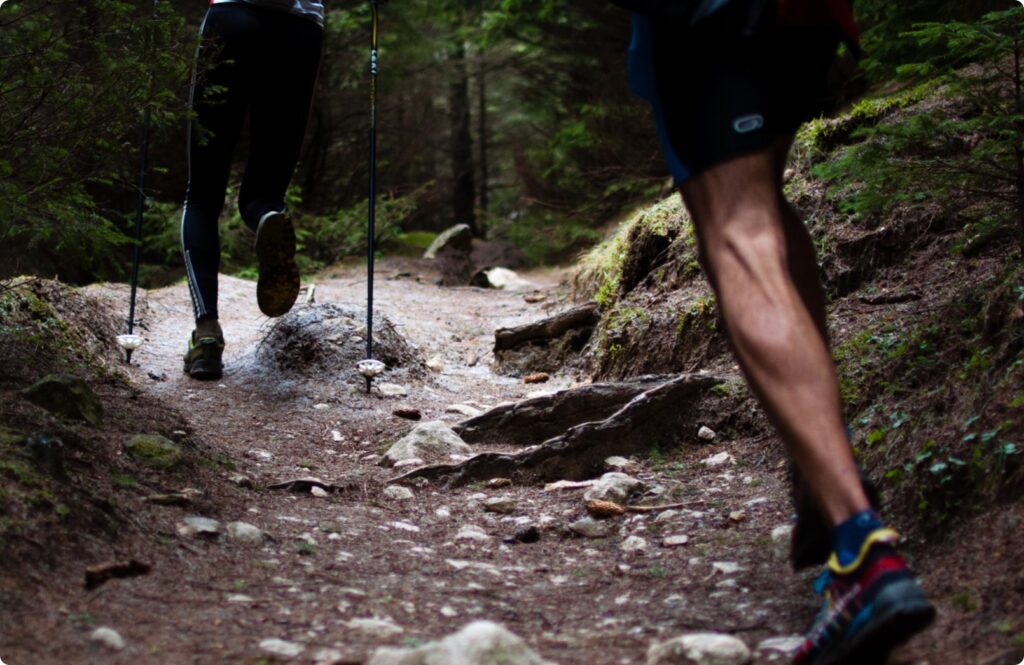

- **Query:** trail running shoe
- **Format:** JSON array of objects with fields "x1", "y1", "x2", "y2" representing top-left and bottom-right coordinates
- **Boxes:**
[
  {"x1": 790, "y1": 464, "x2": 881, "y2": 570},
  {"x1": 183, "y1": 332, "x2": 224, "y2": 381},
  {"x1": 792, "y1": 529, "x2": 935, "y2": 665},
  {"x1": 255, "y1": 210, "x2": 300, "y2": 318}
]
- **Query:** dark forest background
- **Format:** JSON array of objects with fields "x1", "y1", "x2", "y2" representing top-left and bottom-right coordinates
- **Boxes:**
[{"x1": 0, "y1": 0, "x2": 1015, "y2": 286}]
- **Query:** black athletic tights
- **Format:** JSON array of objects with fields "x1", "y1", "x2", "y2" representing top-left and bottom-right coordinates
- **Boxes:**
[{"x1": 182, "y1": 4, "x2": 322, "y2": 322}]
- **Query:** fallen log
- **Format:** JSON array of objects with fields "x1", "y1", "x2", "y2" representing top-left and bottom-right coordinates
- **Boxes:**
[
  {"x1": 494, "y1": 302, "x2": 600, "y2": 352},
  {"x1": 389, "y1": 372, "x2": 724, "y2": 486}
]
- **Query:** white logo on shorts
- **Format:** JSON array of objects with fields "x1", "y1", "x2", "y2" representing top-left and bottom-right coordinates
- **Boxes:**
[{"x1": 733, "y1": 114, "x2": 765, "y2": 134}]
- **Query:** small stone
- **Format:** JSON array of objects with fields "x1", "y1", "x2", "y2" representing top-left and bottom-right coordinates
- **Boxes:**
[
  {"x1": 366, "y1": 620, "x2": 551, "y2": 665},
  {"x1": 604, "y1": 456, "x2": 638, "y2": 472},
  {"x1": 524, "y1": 293, "x2": 547, "y2": 304},
  {"x1": 247, "y1": 449, "x2": 273, "y2": 461},
  {"x1": 701, "y1": 452, "x2": 734, "y2": 468},
  {"x1": 583, "y1": 472, "x2": 645, "y2": 504},
  {"x1": 177, "y1": 516, "x2": 222, "y2": 539},
  {"x1": 426, "y1": 355, "x2": 445, "y2": 373},
  {"x1": 313, "y1": 403, "x2": 330, "y2": 411},
  {"x1": 646, "y1": 633, "x2": 751, "y2": 665},
  {"x1": 756, "y1": 636, "x2": 803, "y2": 656},
  {"x1": 377, "y1": 383, "x2": 410, "y2": 398},
  {"x1": 440, "y1": 605, "x2": 458, "y2": 618},
  {"x1": 483, "y1": 496, "x2": 516, "y2": 514},
  {"x1": 345, "y1": 617, "x2": 404, "y2": 639},
  {"x1": 260, "y1": 638, "x2": 305, "y2": 658},
  {"x1": 314, "y1": 648, "x2": 346, "y2": 664},
  {"x1": 148, "y1": 370, "x2": 167, "y2": 382},
  {"x1": 569, "y1": 517, "x2": 612, "y2": 539},
  {"x1": 310, "y1": 486, "x2": 329, "y2": 498},
  {"x1": 126, "y1": 434, "x2": 182, "y2": 470},
  {"x1": 331, "y1": 430, "x2": 344, "y2": 442},
  {"x1": 382, "y1": 421, "x2": 472, "y2": 466},
  {"x1": 393, "y1": 408, "x2": 422, "y2": 421},
  {"x1": 227, "y1": 594, "x2": 254, "y2": 603},
  {"x1": 392, "y1": 457, "x2": 425, "y2": 469},
  {"x1": 226, "y1": 521, "x2": 264, "y2": 545},
  {"x1": 455, "y1": 524, "x2": 491, "y2": 542},
  {"x1": 229, "y1": 474, "x2": 254, "y2": 489},
  {"x1": 486, "y1": 478, "x2": 512, "y2": 489},
  {"x1": 728, "y1": 510, "x2": 746, "y2": 523},
  {"x1": 383, "y1": 485, "x2": 414, "y2": 501},
  {"x1": 143, "y1": 488, "x2": 202, "y2": 506},
  {"x1": 663, "y1": 535, "x2": 690, "y2": 547},
  {"x1": 447, "y1": 403, "x2": 483, "y2": 418},
  {"x1": 621, "y1": 536, "x2": 648, "y2": 552},
  {"x1": 435, "y1": 506, "x2": 452, "y2": 520},
  {"x1": 507, "y1": 525, "x2": 540, "y2": 544},
  {"x1": 586, "y1": 499, "x2": 626, "y2": 518},
  {"x1": 712, "y1": 562, "x2": 745, "y2": 576},
  {"x1": 89, "y1": 627, "x2": 125, "y2": 651},
  {"x1": 523, "y1": 372, "x2": 550, "y2": 384},
  {"x1": 771, "y1": 524, "x2": 794, "y2": 542},
  {"x1": 655, "y1": 510, "x2": 680, "y2": 523},
  {"x1": 697, "y1": 426, "x2": 717, "y2": 441}
]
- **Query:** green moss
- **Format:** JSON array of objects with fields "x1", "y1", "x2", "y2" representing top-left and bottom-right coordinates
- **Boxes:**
[
  {"x1": 797, "y1": 83, "x2": 931, "y2": 154},
  {"x1": 21, "y1": 374, "x2": 103, "y2": 426},
  {"x1": 0, "y1": 459, "x2": 36, "y2": 487},
  {"x1": 125, "y1": 434, "x2": 182, "y2": 470},
  {"x1": 576, "y1": 195, "x2": 688, "y2": 305},
  {"x1": 0, "y1": 427, "x2": 26, "y2": 448},
  {"x1": 111, "y1": 473, "x2": 137, "y2": 488}
]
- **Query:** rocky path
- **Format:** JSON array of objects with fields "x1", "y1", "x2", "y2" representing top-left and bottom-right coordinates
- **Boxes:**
[{"x1": 32, "y1": 265, "x2": 934, "y2": 665}]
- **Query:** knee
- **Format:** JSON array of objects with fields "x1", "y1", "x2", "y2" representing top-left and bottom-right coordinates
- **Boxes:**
[{"x1": 698, "y1": 206, "x2": 788, "y2": 276}]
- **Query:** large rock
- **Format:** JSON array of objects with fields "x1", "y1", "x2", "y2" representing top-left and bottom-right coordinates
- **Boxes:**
[
  {"x1": 647, "y1": 634, "x2": 751, "y2": 665},
  {"x1": 21, "y1": 374, "x2": 103, "y2": 426},
  {"x1": 367, "y1": 621, "x2": 552, "y2": 665},
  {"x1": 126, "y1": 434, "x2": 182, "y2": 470},
  {"x1": 383, "y1": 421, "x2": 472, "y2": 467},
  {"x1": 583, "y1": 472, "x2": 644, "y2": 504},
  {"x1": 424, "y1": 224, "x2": 474, "y2": 286}
]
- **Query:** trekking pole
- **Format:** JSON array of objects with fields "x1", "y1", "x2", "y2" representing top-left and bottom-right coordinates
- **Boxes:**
[
  {"x1": 357, "y1": 0, "x2": 385, "y2": 393},
  {"x1": 118, "y1": 1, "x2": 158, "y2": 364}
]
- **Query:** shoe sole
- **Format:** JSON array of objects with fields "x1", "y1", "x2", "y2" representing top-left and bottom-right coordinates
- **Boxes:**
[
  {"x1": 255, "y1": 212, "x2": 300, "y2": 318},
  {"x1": 814, "y1": 579, "x2": 936, "y2": 665},
  {"x1": 183, "y1": 354, "x2": 223, "y2": 381}
]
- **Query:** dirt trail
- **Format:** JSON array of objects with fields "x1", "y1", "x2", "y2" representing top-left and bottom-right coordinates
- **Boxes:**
[{"x1": 4, "y1": 264, "x2": 970, "y2": 665}]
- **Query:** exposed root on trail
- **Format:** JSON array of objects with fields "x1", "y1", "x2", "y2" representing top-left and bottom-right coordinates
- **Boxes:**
[
  {"x1": 454, "y1": 374, "x2": 669, "y2": 446},
  {"x1": 389, "y1": 373, "x2": 725, "y2": 486}
]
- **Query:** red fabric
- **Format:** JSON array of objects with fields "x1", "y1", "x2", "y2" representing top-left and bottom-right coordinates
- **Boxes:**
[{"x1": 777, "y1": 0, "x2": 860, "y2": 46}]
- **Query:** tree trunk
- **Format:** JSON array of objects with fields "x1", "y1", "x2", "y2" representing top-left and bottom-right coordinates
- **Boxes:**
[
  {"x1": 478, "y1": 58, "x2": 489, "y2": 223},
  {"x1": 448, "y1": 38, "x2": 478, "y2": 235}
]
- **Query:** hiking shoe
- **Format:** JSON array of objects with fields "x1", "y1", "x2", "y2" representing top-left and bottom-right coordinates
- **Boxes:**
[
  {"x1": 183, "y1": 332, "x2": 224, "y2": 380},
  {"x1": 790, "y1": 464, "x2": 881, "y2": 570},
  {"x1": 792, "y1": 529, "x2": 935, "y2": 665},
  {"x1": 255, "y1": 210, "x2": 300, "y2": 318}
]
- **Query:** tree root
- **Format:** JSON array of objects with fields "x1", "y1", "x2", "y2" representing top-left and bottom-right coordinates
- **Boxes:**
[
  {"x1": 388, "y1": 372, "x2": 723, "y2": 487},
  {"x1": 454, "y1": 374, "x2": 668, "y2": 446}
]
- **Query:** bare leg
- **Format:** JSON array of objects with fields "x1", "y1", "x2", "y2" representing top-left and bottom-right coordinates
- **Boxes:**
[
  {"x1": 681, "y1": 146, "x2": 867, "y2": 526},
  {"x1": 773, "y1": 137, "x2": 829, "y2": 341}
]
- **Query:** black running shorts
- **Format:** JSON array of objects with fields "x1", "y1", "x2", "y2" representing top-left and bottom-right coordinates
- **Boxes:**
[{"x1": 628, "y1": 8, "x2": 841, "y2": 183}]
